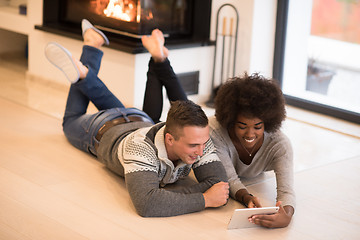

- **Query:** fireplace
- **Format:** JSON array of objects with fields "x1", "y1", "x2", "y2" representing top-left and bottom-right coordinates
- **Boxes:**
[{"x1": 36, "y1": 0, "x2": 213, "y2": 53}]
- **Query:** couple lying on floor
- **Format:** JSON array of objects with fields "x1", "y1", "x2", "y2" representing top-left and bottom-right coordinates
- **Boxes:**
[{"x1": 45, "y1": 19, "x2": 295, "y2": 228}]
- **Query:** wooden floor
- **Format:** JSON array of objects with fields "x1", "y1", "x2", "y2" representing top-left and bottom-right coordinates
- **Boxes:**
[{"x1": 1, "y1": 52, "x2": 360, "y2": 239}]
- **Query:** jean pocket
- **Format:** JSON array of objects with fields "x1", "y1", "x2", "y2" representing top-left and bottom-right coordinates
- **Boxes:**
[{"x1": 81, "y1": 110, "x2": 106, "y2": 133}]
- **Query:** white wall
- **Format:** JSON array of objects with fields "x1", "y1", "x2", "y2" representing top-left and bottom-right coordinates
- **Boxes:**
[{"x1": 210, "y1": 0, "x2": 277, "y2": 81}]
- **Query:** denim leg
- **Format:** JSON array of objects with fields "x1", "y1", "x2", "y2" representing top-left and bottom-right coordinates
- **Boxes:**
[
  {"x1": 63, "y1": 107, "x2": 153, "y2": 155},
  {"x1": 63, "y1": 73, "x2": 125, "y2": 154},
  {"x1": 62, "y1": 45, "x2": 127, "y2": 154},
  {"x1": 63, "y1": 111, "x2": 103, "y2": 155},
  {"x1": 80, "y1": 45, "x2": 103, "y2": 76},
  {"x1": 62, "y1": 82, "x2": 105, "y2": 154},
  {"x1": 63, "y1": 84, "x2": 90, "y2": 123},
  {"x1": 62, "y1": 78, "x2": 125, "y2": 154},
  {"x1": 63, "y1": 46, "x2": 125, "y2": 121},
  {"x1": 75, "y1": 69, "x2": 125, "y2": 110}
]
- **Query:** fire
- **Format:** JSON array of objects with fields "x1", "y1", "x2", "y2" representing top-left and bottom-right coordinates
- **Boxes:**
[{"x1": 103, "y1": 0, "x2": 137, "y2": 22}]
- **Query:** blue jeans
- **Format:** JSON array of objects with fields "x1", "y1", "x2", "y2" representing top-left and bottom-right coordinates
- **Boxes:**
[{"x1": 62, "y1": 46, "x2": 154, "y2": 155}]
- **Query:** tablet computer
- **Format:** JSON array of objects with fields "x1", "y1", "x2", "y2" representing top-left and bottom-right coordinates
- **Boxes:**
[{"x1": 227, "y1": 207, "x2": 279, "y2": 229}]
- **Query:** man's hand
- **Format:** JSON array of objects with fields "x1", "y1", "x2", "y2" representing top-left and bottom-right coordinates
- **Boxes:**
[{"x1": 203, "y1": 182, "x2": 229, "y2": 208}]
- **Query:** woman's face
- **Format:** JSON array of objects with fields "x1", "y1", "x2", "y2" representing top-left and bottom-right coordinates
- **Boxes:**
[{"x1": 233, "y1": 115, "x2": 265, "y2": 149}]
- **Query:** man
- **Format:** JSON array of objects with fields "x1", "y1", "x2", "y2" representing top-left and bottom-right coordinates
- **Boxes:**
[{"x1": 45, "y1": 19, "x2": 229, "y2": 217}]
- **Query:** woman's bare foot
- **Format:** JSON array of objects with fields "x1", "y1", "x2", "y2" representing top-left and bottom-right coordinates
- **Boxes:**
[{"x1": 141, "y1": 29, "x2": 168, "y2": 62}]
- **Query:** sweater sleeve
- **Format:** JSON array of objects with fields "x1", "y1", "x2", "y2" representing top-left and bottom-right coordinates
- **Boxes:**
[
  {"x1": 124, "y1": 139, "x2": 227, "y2": 217},
  {"x1": 125, "y1": 171, "x2": 205, "y2": 217},
  {"x1": 190, "y1": 138, "x2": 228, "y2": 192},
  {"x1": 163, "y1": 160, "x2": 228, "y2": 195},
  {"x1": 268, "y1": 133, "x2": 296, "y2": 208}
]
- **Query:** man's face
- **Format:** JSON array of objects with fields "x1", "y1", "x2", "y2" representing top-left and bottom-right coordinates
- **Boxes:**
[{"x1": 166, "y1": 125, "x2": 210, "y2": 165}]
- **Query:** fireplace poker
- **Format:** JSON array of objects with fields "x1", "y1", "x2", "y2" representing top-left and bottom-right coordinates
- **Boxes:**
[
  {"x1": 227, "y1": 18, "x2": 234, "y2": 79},
  {"x1": 220, "y1": 17, "x2": 227, "y2": 84},
  {"x1": 207, "y1": 3, "x2": 239, "y2": 108}
]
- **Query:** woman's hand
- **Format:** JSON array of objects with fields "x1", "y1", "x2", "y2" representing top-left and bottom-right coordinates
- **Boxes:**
[
  {"x1": 243, "y1": 193, "x2": 262, "y2": 208},
  {"x1": 236, "y1": 189, "x2": 262, "y2": 208},
  {"x1": 249, "y1": 201, "x2": 294, "y2": 228}
]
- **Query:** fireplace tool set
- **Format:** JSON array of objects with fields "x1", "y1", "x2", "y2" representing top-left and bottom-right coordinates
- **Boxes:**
[{"x1": 206, "y1": 4, "x2": 239, "y2": 108}]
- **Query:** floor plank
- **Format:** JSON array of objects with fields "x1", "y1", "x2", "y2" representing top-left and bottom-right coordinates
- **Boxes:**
[{"x1": 0, "y1": 193, "x2": 88, "y2": 240}]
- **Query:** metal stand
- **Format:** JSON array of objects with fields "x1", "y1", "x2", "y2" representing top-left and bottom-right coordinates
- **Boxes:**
[{"x1": 206, "y1": 4, "x2": 239, "y2": 108}]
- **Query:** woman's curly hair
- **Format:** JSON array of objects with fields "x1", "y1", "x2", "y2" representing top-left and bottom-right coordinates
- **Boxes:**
[{"x1": 214, "y1": 72, "x2": 286, "y2": 133}]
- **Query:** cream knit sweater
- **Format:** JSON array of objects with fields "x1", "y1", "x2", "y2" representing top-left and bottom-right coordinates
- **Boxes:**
[{"x1": 209, "y1": 116, "x2": 296, "y2": 208}]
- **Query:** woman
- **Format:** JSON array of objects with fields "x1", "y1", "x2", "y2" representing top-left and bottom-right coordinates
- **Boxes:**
[{"x1": 209, "y1": 73, "x2": 295, "y2": 228}]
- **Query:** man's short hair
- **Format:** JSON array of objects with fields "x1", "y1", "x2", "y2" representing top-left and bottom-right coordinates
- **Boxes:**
[{"x1": 164, "y1": 100, "x2": 208, "y2": 140}]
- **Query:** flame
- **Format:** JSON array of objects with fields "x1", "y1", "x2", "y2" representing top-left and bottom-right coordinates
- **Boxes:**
[{"x1": 103, "y1": 0, "x2": 137, "y2": 22}]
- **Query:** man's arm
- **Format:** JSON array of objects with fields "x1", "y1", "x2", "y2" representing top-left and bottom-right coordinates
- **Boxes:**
[
  {"x1": 122, "y1": 130, "x2": 229, "y2": 217},
  {"x1": 125, "y1": 171, "x2": 206, "y2": 217},
  {"x1": 191, "y1": 160, "x2": 228, "y2": 191},
  {"x1": 191, "y1": 139, "x2": 230, "y2": 207}
]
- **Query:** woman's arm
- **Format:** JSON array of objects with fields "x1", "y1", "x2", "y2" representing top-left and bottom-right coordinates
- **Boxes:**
[
  {"x1": 235, "y1": 188, "x2": 262, "y2": 208},
  {"x1": 271, "y1": 133, "x2": 296, "y2": 209},
  {"x1": 250, "y1": 133, "x2": 295, "y2": 228}
]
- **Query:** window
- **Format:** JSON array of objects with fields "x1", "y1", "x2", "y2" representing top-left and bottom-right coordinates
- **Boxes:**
[{"x1": 274, "y1": 0, "x2": 360, "y2": 123}]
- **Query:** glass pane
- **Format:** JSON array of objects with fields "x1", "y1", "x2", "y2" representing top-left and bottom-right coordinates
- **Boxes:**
[
  {"x1": 63, "y1": 0, "x2": 191, "y2": 35},
  {"x1": 282, "y1": 0, "x2": 360, "y2": 114}
]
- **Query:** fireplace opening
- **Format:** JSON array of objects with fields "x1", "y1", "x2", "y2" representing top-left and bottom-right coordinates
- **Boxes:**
[
  {"x1": 36, "y1": 0, "x2": 213, "y2": 53},
  {"x1": 63, "y1": 0, "x2": 192, "y2": 38}
]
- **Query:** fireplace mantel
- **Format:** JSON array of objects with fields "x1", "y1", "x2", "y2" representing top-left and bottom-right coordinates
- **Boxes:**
[{"x1": 35, "y1": 24, "x2": 214, "y2": 54}]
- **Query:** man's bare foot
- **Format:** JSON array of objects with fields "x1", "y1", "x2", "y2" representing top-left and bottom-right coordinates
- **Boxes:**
[
  {"x1": 81, "y1": 19, "x2": 109, "y2": 48},
  {"x1": 141, "y1": 29, "x2": 168, "y2": 62},
  {"x1": 45, "y1": 42, "x2": 88, "y2": 83},
  {"x1": 83, "y1": 28, "x2": 106, "y2": 49},
  {"x1": 72, "y1": 57, "x2": 88, "y2": 79}
]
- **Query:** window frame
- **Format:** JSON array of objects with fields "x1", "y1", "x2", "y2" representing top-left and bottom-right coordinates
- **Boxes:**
[{"x1": 273, "y1": 0, "x2": 360, "y2": 124}]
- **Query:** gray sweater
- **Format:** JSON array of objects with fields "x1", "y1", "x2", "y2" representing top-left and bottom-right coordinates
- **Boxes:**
[
  {"x1": 97, "y1": 122, "x2": 228, "y2": 217},
  {"x1": 209, "y1": 116, "x2": 295, "y2": 208}
]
